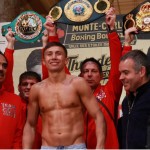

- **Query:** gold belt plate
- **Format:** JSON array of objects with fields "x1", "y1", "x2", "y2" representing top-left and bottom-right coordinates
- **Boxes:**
[{"x1": 64, "y1": 0, "x2": 93, "y2": 22}]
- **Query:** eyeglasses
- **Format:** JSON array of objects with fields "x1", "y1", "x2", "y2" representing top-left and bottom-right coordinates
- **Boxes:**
[{"x1": 0, "y1": 62, "x2": 8, "y2": 69}]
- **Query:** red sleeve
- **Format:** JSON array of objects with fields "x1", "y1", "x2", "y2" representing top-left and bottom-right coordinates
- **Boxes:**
[
  {"x1": 48, "y1": 35, "x2": 59, "y2": 42},
  {"x1": 42, "y1": 36, "x2": 70, "y2": 80},
  {"x1": 107, "y1": 32, "x2": 122, "y2": 102},
  {"x1": 3, "y1": 48, "x2": 14, "y2": 93},
  {"x1": 12, "y1": 125, "x2": 23, "y2": 148},
  {"x1": 122, "y1": 45, "x2": 132, "y2": 56}
]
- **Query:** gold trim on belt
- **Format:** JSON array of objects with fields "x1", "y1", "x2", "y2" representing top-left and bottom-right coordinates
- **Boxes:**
[
  {"x1": 94, "y1": 0, "x2": 110, "y2": 14},
  {"x1": 124, "y1": 2, "x2": 150, "y2": 32}
]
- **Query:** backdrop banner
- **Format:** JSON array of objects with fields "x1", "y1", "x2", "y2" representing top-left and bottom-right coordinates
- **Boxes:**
[{"x1": 0, "y1": 15, "x2": 150, "y2": 102}]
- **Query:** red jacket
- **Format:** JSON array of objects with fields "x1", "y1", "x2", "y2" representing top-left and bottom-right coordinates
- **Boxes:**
[
  {"x1": 0, "y1": 88, "x2": 24, "y2": 148},
  {"x1": 3, "y1": 48, "x2": 14, "y2": 93},
  {"x1": 4, "y1": 48, "x2": 42, "y2": 149}
]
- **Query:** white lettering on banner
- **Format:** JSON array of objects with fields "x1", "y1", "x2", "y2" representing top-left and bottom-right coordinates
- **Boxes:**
[
  {"x1": 72, "y1": 23, "x2": 99, "y2": 31},
  {"x1": 71, "y1": 34, "x2": 96, "y2": 41},
  {"x1": 68, "y1": 44, "x2": 79, "y2": 48},
  {"x1": 70, "y1": 32, "x2": 111, "y2": 42},
  {"x1": 97, "y1": 33, "x2": 108, "y2": 39},
  {"x1": 66, "y1": 42, "x2": 109, "y2": 48},
  {"x1": 101, "y1": 22, "x2": 107, "y2": 30},
  {"x1": 68, "y1": 54, "x2": 111, "y2": 81},
  {"x1": 72, "y1": 21, "x2": 122, "y2": 32}
]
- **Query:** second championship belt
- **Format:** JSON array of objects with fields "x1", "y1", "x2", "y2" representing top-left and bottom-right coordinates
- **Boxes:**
[
  {"x1": 1, "y1": 11, "x2": 46, "y2": 43},
  {"x1": 123, "y1": 0, "x2": 150, "y2": 34},
  {"x1": 49, "y1": 0, "x2": 113, "y2": 25}
]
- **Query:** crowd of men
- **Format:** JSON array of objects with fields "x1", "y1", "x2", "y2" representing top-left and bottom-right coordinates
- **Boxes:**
[{"x1": 0, "y1": 6, "x2": 150, "y2": 149}]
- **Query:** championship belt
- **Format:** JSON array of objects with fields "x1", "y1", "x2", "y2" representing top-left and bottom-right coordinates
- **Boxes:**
[
  {"x1": 49, "y1": 0, "x2": 112, "y2": 25},
  {"x1": 123, "y1": 0, "x2": 150, "y2": 34},
  {"x1": 1, "y1": 11, "x2": 46, "y2": 43}
]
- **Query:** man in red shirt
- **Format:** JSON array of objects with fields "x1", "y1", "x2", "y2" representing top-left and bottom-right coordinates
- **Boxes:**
[
  {"x1": 18, "y1": 71, "x2": 42, "y2": 149},
  {"x1": 0, "y1": 51, "x2": 24, "y2": 148},
  {"x1": 4, "y1": 31, "x2": 43, "y2": 149},
  {"x1": 80, "y1": 18, "x2": 136, "y2": 149},
  {"x1": 80, "y1": 7, "x2": 122, "y2": 148}
]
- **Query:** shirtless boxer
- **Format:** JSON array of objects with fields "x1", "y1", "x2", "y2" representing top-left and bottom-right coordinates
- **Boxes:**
[{"x1": 22, "y1": 41, "x2": 106, "y2": 149}]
